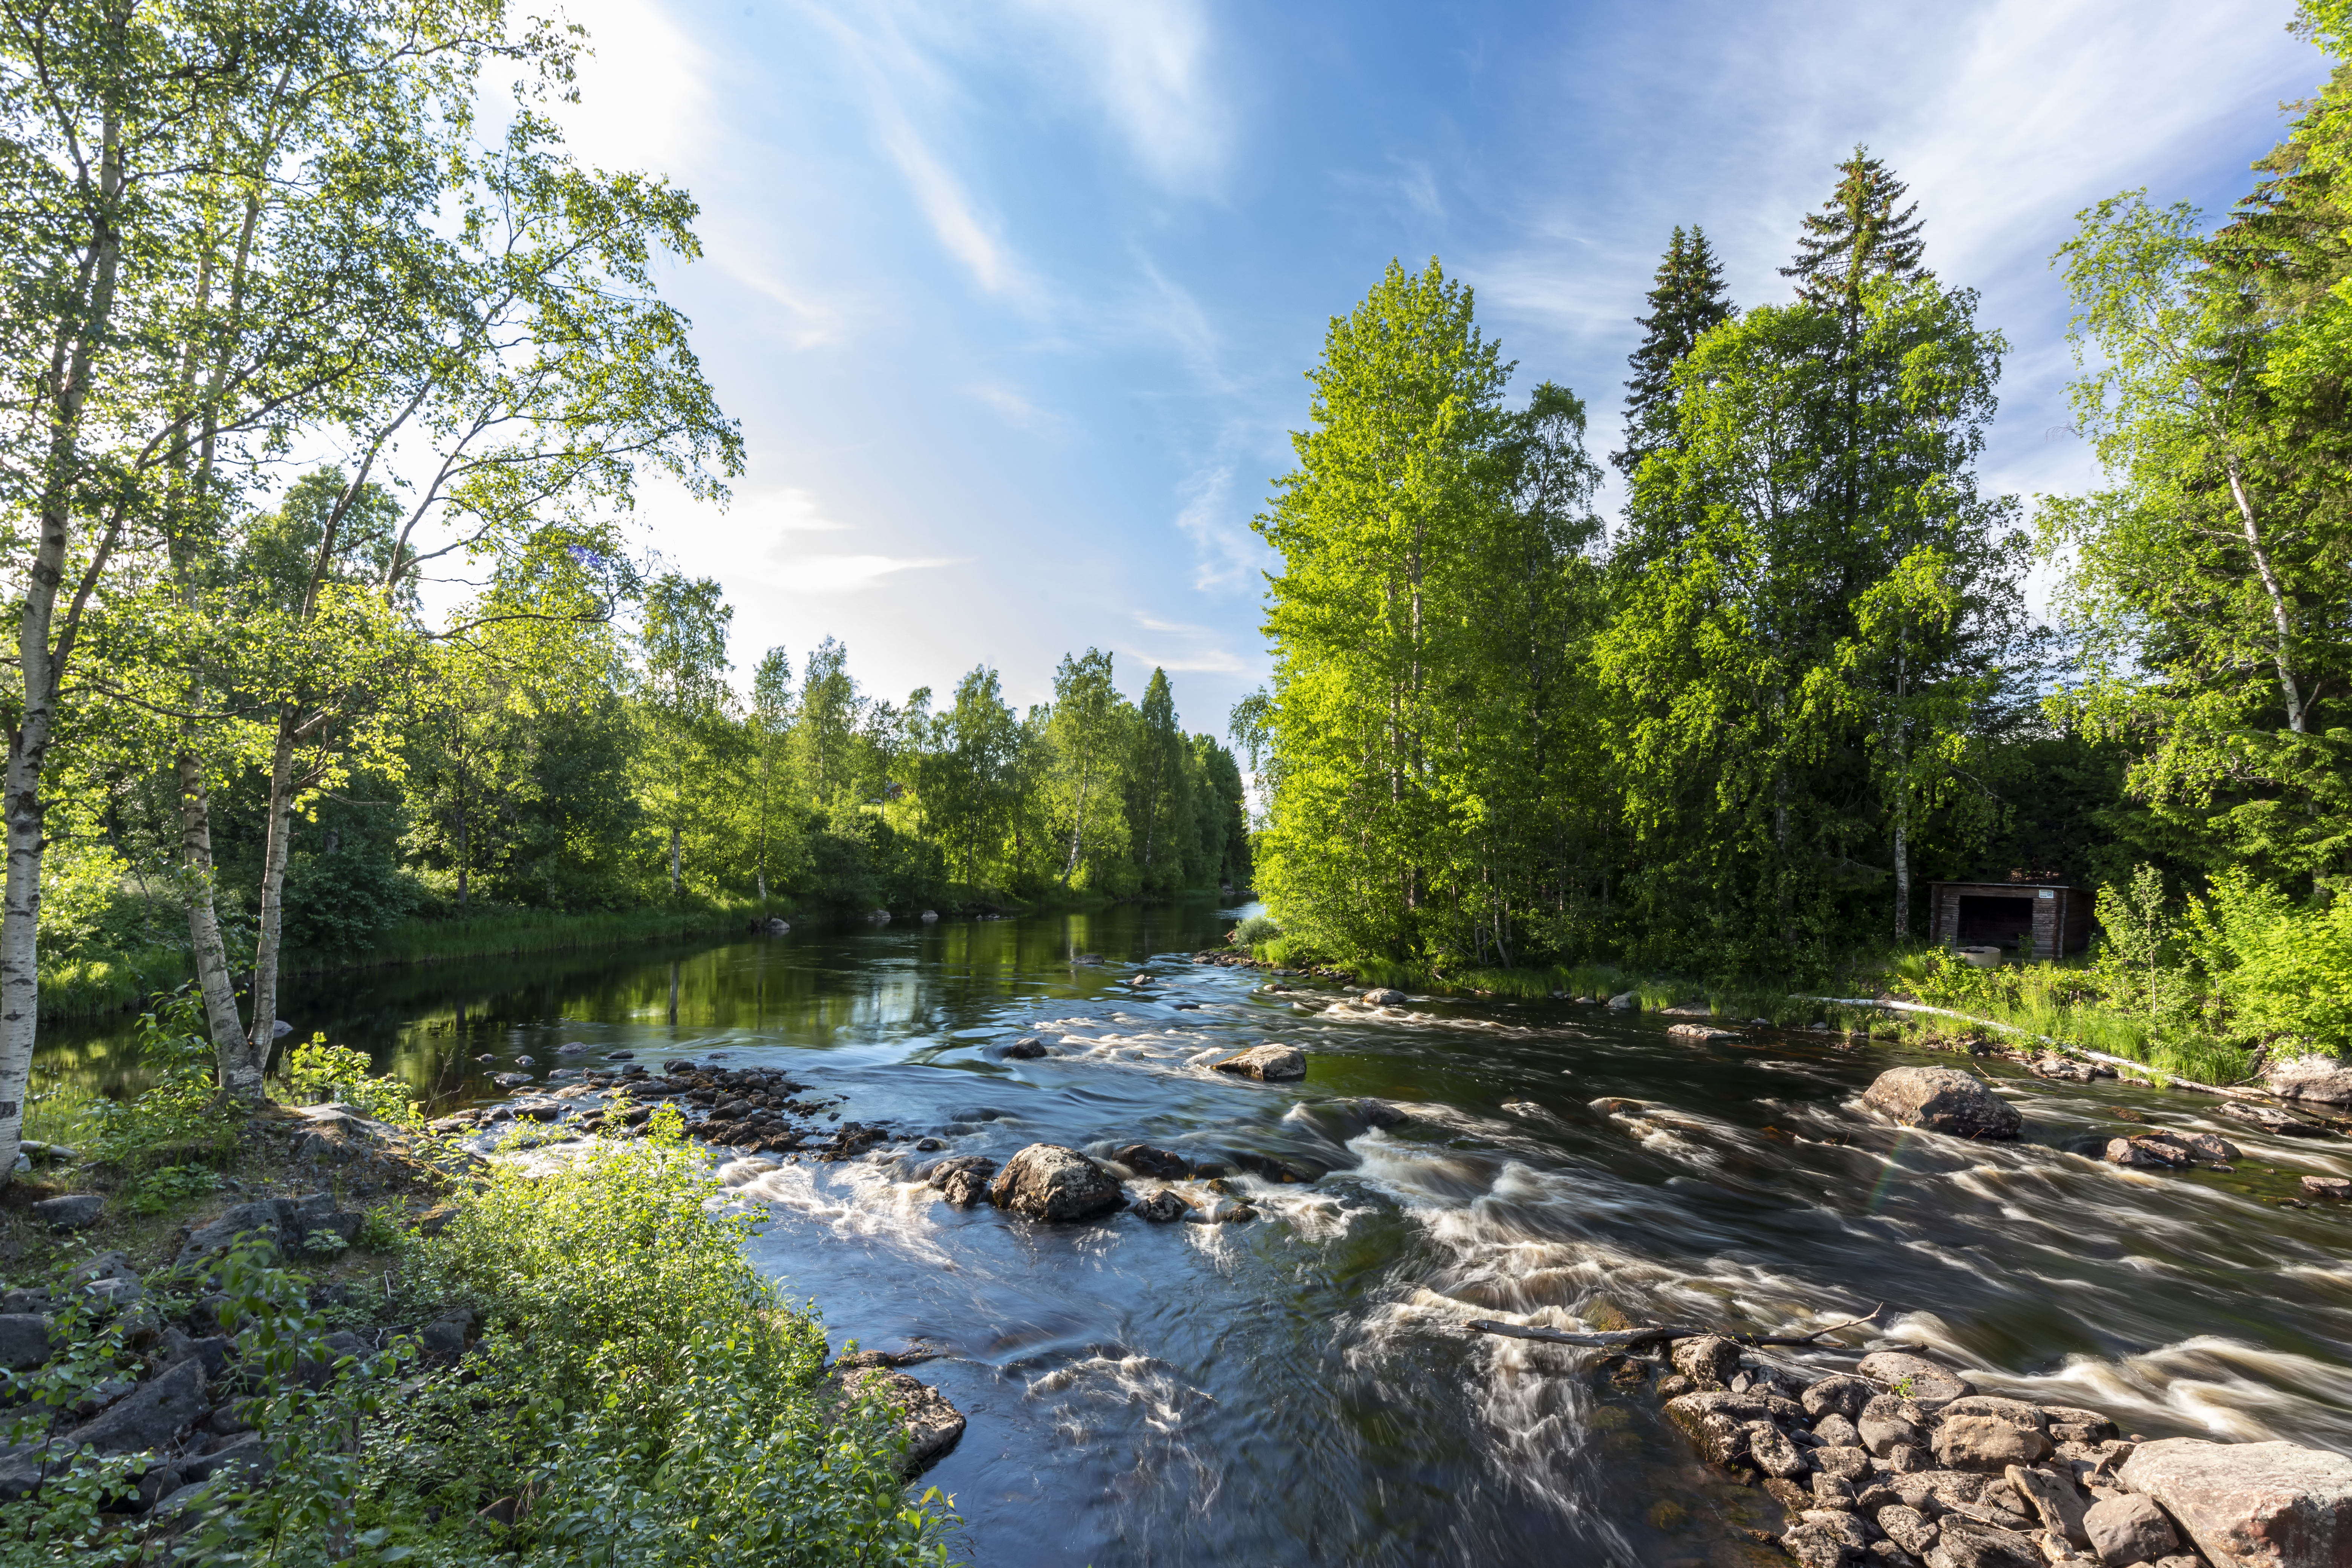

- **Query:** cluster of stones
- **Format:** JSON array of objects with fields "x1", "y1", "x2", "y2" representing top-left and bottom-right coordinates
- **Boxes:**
[
  {"x1": 433, "y1": 1059, "x2": 898, "y2": 1163},
  {"x1": 0, "y1": 1193, "x2": 464, "y2": 1519},
  {"x1": 1652, "y1": 1337, "x2": 2352, "y2": 1568},
  {"x1": 916, "y1": 1141, "x2": 1285, "y2": 1225}
]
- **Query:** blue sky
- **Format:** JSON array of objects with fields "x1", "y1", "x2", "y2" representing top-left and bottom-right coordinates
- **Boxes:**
[{"x1": 545, "y1": 0, "x2": 2324, "y2": 736}]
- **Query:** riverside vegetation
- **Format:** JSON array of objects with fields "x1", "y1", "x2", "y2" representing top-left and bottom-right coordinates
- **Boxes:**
[
  {"x1": 1231, "y1": 0, "x2": 2352, "y2": 1090},
  {"x1": 1, "y1": 1004, "x2": 956, "y2": 1566}
]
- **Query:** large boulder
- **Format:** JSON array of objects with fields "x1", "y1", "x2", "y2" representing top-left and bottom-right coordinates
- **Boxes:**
[
  {"x1": 61, "y1": 1358, "x2": 206, "y2": 1453},
  {"x1": 0, "y1": 1315, "x2": 55, "y2": 1371},
  {"x1": 1211, "y1": 1044, "x2": 1305, "y2": 1082},
  {"x1": 2119, "y1": 1437, "x2": 2352, "y2": 1568},
  {"x1": 987, "y1": 1144, "x2": 1123, "y2": 1222},
  {"x1": 1857, "y1": 1352, "x2": 1976, "y2": 1407},
  {"x1": 2268, "y1": 1055, "x2": 2352, "y2": 1106},
  {"x1": 1862, "y1": 1067, "x2": 2021, "y2": 1139},
  {"x1": 33, "y1": 1194, "x2": 104, "y2": 1230},
  {"x1": 840, "y1": 1367, "x2": 964, "y2": 1475},
  {"x1": 1671, "y1": 1335, "x2": 1743, "y2": 1386}
]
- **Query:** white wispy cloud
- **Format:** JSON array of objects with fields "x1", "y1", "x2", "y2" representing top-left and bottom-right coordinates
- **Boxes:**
[
  {"x1": 771, "y1": 553, "x2": 967, "y2": 593},
  {"x1": 1012, "y1": 0, "x2": 1230, "y2": 196},
  {"x1": 969, "y1": 381, "x2": 1064, "y2": 436},
  {"x1": 1171, "y1": 452, "x2": 1269, "y2": 593},
  {"x1": 767, "y1": 488, "x2": 854, "y2": 533}
]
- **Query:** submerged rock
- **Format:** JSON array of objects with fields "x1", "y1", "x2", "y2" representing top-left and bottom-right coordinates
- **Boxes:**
[
  {"x1": 1861, "y1": 1067, "x2": 2021, "y2": 1140},
  {"x1": 1131, "y1": 1189, "x2": 1187, "y2": 1223},
  {"x1": 1114, "y1": 1144, "x2": 1190, "y2": 1179},
  {"x1": 988, "y1": 1144, "x2": 1122, "y2": 1222}
]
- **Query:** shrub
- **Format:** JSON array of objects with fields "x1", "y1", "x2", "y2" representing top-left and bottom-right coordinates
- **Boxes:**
[
  {"x1": 81, "y1": 987, "x2": 237, "y2": 1175},
  {"x1": 1232, "y1": 913, "x2": 1280, "y2": 946},
  {"x1": 282, "y1": 1036, "x2": 421, "y2": 1128},
  {"x1": 378, "y1": 1110, "x2": 958, "y2": 1564}
]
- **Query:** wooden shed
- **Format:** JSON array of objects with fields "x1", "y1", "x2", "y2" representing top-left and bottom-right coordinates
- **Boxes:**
[{"x1": 1926, "y1": 879, "x2": 2092, "y2": 960}]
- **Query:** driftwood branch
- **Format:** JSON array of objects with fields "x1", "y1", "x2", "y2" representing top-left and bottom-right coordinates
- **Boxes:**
[{"x1": 1465, "y1": 1305, "x2": 1883, "y2": 1354}]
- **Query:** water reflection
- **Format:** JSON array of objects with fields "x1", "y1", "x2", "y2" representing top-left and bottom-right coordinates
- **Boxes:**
[{"x1": 32, "y1": 898, "x2": 2352, "y2": 1567}]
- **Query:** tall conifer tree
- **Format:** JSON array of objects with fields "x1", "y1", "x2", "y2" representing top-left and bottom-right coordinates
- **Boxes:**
[
  {"x1": 1782, "y1": 146, "x2": 1931, "y2": 320},
  {"x1": 1611, "y1": 226, "x2": 1733, "y2": 482}
]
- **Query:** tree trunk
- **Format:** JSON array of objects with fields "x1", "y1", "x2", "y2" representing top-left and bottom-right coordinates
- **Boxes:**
[
  {"x1": 0, "y1": 64, "x2": 127, "y2": 1177},
  {"x1": 669, "y1": 824, "x2": 681, "y2": 894},
  {"x1": 2222, "y1": 456, "x2": 2305, "y2": 733},
  {"x1": 176, "y1": 750, "x2": 253, "y2": 1089},
  {"x1": 243, "y1": 712, "x2": 301, "y2": 1077},
  {"x1": 455, "y1": 799, "x2": 469, "y2": 908}
]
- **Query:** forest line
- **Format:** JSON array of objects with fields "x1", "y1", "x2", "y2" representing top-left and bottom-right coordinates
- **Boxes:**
[{"x1": 1240, "y1": 2, "x2": 2352, "y2": 1066}]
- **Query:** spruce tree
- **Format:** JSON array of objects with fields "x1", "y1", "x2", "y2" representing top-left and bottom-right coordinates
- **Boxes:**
[
  {"x1": 1781, "y1": 145, "x2": 1930, "y2": 318},
  {"x1": 1611, "y1": 226, "x2": 1733, "y2": 482}
]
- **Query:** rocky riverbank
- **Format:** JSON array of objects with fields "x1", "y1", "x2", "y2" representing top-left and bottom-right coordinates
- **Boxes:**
[{"x1": 1629, "y1": 1329, "x2": 2352, "y2": 1568}]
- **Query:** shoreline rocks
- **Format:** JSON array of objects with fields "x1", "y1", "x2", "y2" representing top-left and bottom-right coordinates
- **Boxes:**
[
  {"x1": 1862, "y1": 1066, "x2": 2022, "y2": 1140},
  {"x1": 1631, "y1": 1336, "x2": 2352, "y2": 1568}
]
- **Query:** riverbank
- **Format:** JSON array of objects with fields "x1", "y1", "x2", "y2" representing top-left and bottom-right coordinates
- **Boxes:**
[
  {"x1": 1222, "y1": 931, "x2": 2266, "y2": 1090},
  {"x1": 0, "y1": 1089, "x2": 960, "y2": 1560}
]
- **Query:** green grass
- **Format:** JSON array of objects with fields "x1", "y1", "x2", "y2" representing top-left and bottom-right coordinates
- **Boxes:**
[{"x1": 38, "y1": 945, "x2": 190, "y2": 1021}]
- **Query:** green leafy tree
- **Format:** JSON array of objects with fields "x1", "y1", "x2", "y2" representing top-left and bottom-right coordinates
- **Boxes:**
[
  {"x1": 1595, "y1": 279, "x2": 2024, "y2": 961},
  {"x1": 1046, "y1": 649, "x2": 1128, "y2": 890},
  {"x1": 635, "y1": 574, "x2": 735, "y2": 896}
]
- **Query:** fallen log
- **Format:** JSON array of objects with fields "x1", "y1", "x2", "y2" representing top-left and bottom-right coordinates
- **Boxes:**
[{"x1": 1465, "y1": 1305, "x2": 1883, "y2": 1354}]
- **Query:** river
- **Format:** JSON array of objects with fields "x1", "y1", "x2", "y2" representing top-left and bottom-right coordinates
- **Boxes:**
[{"x1": 34, "y1": 899, "x2": 2352, "y2": 1566}]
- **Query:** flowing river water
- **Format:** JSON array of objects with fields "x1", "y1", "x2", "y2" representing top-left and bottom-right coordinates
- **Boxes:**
[{"x1": 33, "y1": 899, "x2": 2352, "y2": 1566}]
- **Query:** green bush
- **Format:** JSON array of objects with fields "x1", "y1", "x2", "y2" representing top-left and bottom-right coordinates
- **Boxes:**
[
  {"x1": 80, "y1": 988, "x2": 237, "y2": 1176},
  {"x1": 282, "y1": 1036, "x2": 421, "y2": 1128},
  {"x1": 378, "y1": 1110, "x2": 958, "y2": 1564},
  {"x1": 1232, "y1": 913, "x2": 1280, "y2": 946}
]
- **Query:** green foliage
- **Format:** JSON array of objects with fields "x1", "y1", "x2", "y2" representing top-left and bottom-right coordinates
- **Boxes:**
[
  {"x1": 81, "y1": 988, "x2": 236, "y2": 1173},
  {"x1": 1233, "y1": 914, "x2": 1281, "y2": 946},
  {"x1": 377, "y1": 1111, "x2": 957, "y2": 1564},
  {"x1": 2185, "y1": 869, "x2": 2352, "y2": 1053},
  {"x1": 282, "y1": 1035, "x2": 421, "y2": 1128}
]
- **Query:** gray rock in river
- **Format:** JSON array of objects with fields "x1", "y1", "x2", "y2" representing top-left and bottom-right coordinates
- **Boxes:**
[
  {"x1": 1115, "y1": 1144, "x2": 1190, "y2": 1179},
  {"x1": 1671, "y1": 1335, "x2": 1742, "y2": 1386},
  {"x1": 840, "y1": 1366, "x2": 964, "y2": 1475},
  {"x1": 1861, "y1": 1067, "x2": 2021, "y2": 1140},
  {"x1": 1606, "y1": 991, "x2": 1637, "y2": 1011},
  {"x1": 2119, "y1": 1436, "x2": 2352, "y2": 1568},
  {"x1": 1131, "y1": 1189, "x2": 1186, "y2": 1222},
  {"x1": 988, "y1": 1144, "x2": 1122, "y2": 1222},
  {"x1": 1210, "y1": 1044, "x2": 1305, "y2": 1081},
  {"x1": 1923, "y1": 1513, "x2": 2042, "y2": 1568}
]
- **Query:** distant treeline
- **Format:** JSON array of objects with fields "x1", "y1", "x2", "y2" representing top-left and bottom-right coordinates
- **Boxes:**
[{"x1": 1245, "y1": 6, "x2": 2352, "y2": 980}]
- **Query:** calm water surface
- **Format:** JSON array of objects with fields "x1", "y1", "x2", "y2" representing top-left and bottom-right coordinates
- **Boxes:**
[{"x1": 35, "y1": 900, "x2": 2352, "y2": 1566}]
